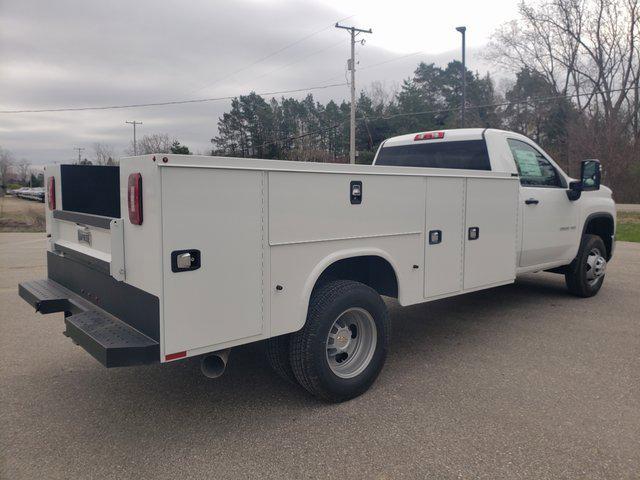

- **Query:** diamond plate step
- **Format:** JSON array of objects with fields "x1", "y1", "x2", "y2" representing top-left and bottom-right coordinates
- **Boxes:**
[
  {"x1": 65, "y1": 309, "x2": 159, "y2": 367},
  {"x1": 19, "y1": 279, "x2": 72, "y2": 313}
]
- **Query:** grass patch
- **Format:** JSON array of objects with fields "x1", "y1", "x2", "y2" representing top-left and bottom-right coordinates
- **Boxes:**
[
  {"x1": 0, "y1": 196, "x2": 46, "y2": 232},
  {"x1": 617, "y1": 211, "x2": 640, "y2": 243}
]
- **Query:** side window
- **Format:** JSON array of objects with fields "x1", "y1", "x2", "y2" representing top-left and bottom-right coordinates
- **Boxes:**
[{"x1": 507, "y1": 139, "x2": 562, "y2": 187}]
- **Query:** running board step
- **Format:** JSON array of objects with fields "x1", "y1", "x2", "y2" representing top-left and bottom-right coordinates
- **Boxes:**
[
  {"x1": 64, "y1": 310, "x2": 159, "y2": 367},
  {"x1": 19, "y1": 278, "x2": 159, "y2": 367},
  {"x1": 19, "y1": 279, "x2": 73, "y2": 313}
]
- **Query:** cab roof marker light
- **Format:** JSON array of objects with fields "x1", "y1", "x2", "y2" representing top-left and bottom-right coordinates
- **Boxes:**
[{"x1": 414, "y1": 131, "x2": 445, "y2": 141}]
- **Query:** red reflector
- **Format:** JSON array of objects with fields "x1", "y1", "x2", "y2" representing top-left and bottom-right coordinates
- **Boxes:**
[
  {"x1": 165, "y1": 351, "x2": 187, "y2": 361},
  {"x1": 127, "y1": 173, "x2": 143, "y2": 225},
  {"x1": 47, "y1": 176, "x2": 55, "y2": 210},
  {"x1": 414, "y1": 131, "x2": 445, "y2": 141}
]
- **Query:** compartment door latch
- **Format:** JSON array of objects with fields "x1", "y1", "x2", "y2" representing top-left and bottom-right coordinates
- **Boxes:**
[
  {"x1": 350, "y1": 180, "x2": 363, "y2": 204},
  {"x1": 171, "y1": 249, "x2": 201, "y2": 272}
]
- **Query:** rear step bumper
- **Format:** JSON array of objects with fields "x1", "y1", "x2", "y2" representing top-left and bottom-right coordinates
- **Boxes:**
[{"x1": 19, "y1": 279, "x2": 159, "y2": 367}]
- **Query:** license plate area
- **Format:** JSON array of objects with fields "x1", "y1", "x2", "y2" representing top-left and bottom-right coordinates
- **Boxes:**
[{"x1": 77, "y1": 226, "x2": 92, "y2": 246}]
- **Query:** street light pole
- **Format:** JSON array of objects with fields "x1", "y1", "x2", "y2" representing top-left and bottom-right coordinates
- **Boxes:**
[{"x1": 456, "y1": 26, "x2": 467, "y2": 128}]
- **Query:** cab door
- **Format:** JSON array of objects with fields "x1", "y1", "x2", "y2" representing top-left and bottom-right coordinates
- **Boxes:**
[{"x1": 507, "y1": 139, "x2": 579, "y2": 267}]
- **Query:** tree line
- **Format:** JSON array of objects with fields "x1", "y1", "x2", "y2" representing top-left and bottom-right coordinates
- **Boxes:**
[
  {"x1": 212, "y1": 0, "x2": 639, "y2": 202},
  {"x1": 2, "y1": 0, "x2": 638, "y2": 202},
  {"x1": 0, "y1": 135, "x2": 191, "y2": 191}
]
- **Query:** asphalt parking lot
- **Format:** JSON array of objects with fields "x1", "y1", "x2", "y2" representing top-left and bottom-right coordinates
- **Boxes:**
[{"x1": 1, "y1": 233, "x2": 638, "y2": 479}]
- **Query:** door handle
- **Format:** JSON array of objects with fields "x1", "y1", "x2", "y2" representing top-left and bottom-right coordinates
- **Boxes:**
[{"x1": 525, "y1": 198, "x2": 539, "y2": 205}]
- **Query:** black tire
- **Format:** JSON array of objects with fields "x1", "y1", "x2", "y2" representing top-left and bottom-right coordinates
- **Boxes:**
[
  {"x1": 265, "y1": 334, "x2": 297, "y2": 384},
  {"x1": 289, "y1": 280, "x2": 390, "y2": 403},
  {"x1": 565, "y1": 234, "x2": 607, "y2": 297}
]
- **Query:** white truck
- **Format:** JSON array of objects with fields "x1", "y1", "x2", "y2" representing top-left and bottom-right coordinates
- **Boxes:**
[{"x1": 19, "y1": 128, "x2": 615, "y2": 402}]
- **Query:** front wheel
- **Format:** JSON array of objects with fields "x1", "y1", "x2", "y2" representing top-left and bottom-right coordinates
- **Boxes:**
[
  {"x1": 289, "y1": 280, "x2": 390, "y2": 402},
  {"x1": 565, "y1": 234, "x2": 607, "y2": 297}
]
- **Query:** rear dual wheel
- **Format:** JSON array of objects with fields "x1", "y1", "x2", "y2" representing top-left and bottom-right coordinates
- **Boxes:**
[{"x1": 266, "y1": 280, "x2": 390, "y2": 402}]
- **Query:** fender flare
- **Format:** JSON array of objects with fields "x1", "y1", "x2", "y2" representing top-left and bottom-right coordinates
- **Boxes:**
[
  {"x1": 581, "y1": 212, "x2": 615, "y2": 259},
  {"x1": 295, "y1": 247, "x2": 401, "y2": 331}
]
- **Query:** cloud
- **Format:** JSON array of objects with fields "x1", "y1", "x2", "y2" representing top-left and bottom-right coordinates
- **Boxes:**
[{"x1": 0, "y1": 0, "x2": 509, "y2": 163}]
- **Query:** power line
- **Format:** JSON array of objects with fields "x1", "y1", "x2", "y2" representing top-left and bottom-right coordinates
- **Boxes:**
[
  {"x1": 190, "y1": 15, "x2": 355, "y2": 95},
  {"x1": 250, "y1": 39, "x2": 347, "y2": 84},
  {"x1": 367, "y1": 86, "x2": 634, "y2": 122},
  {"x1": 359, "y1": 50, "x2": 425, "y2": 72},
  {"x1": 1, "y1": 34, "x2": 423, "y2": 117},
  {"x1": 0, "y1": 82, "x2": 348, "y2": 114},
  {"x1": 318, "y1": 50, "x2": 426, "y2": 85},
  {"x1": 249, "y1": 86, "x2": 636, "y2": 151},
  {"x1": 2, "y1": 17, "x2": 357, "y2": 116}
]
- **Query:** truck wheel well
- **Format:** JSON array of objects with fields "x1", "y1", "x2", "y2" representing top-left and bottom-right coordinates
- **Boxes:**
[
  {"x1": 314, "y1": 256, "x2": 398, "y2": 299},
  {"x1": 584, "y1": 214, "x2": 614, "y2": 260}
]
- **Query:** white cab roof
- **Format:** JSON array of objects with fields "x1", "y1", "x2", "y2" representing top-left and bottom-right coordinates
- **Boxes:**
[{"x1": 382, "y1": 128, "x2": 488, "y2": 147}]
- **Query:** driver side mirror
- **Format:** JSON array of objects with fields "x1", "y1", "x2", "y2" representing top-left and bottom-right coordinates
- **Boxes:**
[{"x1": 567, "y1": 159, "x2": 601, "y2": 201}]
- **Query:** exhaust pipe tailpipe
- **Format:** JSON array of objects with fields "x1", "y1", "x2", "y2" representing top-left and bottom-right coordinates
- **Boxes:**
[{"x1": 200, "y1": 349, "x2": 231, "y2": 378}]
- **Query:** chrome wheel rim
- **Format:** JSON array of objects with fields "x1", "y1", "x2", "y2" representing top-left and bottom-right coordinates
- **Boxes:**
[
  {"x1": 325, "y1": 307, "x2": 377, "y2": 379},
  {"x1": 586, "y1": 247, "x2": 606, "y2": 286}
]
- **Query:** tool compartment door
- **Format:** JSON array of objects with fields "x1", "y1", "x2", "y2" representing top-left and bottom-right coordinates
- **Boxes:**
[
  {"x1": 161, "y1": 167, "x2": 264, "y2": 354},
  {"x1": 424, "y1": 177, "x2": 465, "y2": 298},
  {"x1": 463, "y1": 178, "x2": 518, "y2": 290}
]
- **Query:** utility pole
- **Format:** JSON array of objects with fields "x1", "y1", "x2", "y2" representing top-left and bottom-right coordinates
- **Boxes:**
[
  {"x1": 456, "y1": 26, "x2": 467, "y2": 128},
  {"x1": 125, "y1": 120, "x2": 143, "y2": 156},
  {"x1": 335, "y1": 23, "x2": 372, "y2": 164},
  {"x1": 74, "y1": 147, "x2": 85, "y2": 164}
]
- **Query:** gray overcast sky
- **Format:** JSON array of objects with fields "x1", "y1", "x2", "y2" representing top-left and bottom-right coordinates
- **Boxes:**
[{"x1": 0, "y1": 0, "x2": 518, "y2": 164}]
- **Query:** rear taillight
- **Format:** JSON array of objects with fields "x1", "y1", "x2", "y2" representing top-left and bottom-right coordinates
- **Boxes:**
[
  {"x1": 414, "y1": 131, "x2": 445, "y2": 141},
  {"x1": 128, "y1": 173, "x2": 143, "y2": 225},
  {"x1": 47, "y1": 177, "x2": 55, "y2": 210}
]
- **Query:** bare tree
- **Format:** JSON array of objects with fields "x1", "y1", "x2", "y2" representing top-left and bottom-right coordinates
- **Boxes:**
[
  {"x1": 487, "y1": 0, "x2": 640, "y2": 201},
  {"x1": 127, "y1": 133, "x2": 172, "y2": 155},
  {"x1": 17, "y1": 159, "x2": 31, "y2": 184},
  {"x1": 93, "y1": 143, "x2": 117, "y2": 165},
  {"x1": 365, "y1": 81, "x2": 399, "y2": 108},
  {"x1": 487, "y1": 0, "x2": 639, "y2": 128},
  {"x1": 0, "y1": 147, "x2": 15, "y2": 191}
]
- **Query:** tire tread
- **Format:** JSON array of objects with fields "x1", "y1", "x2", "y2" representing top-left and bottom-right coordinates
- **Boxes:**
[
  {"x1": 265, "y1": 334, "x2": 297, "y2": 384},
  {"x1": 289, "y1": 280, "x2": 389, "y2": 402},
  {"x1": 565, "y1": 234, "x2": 606, "y2": 297}
]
